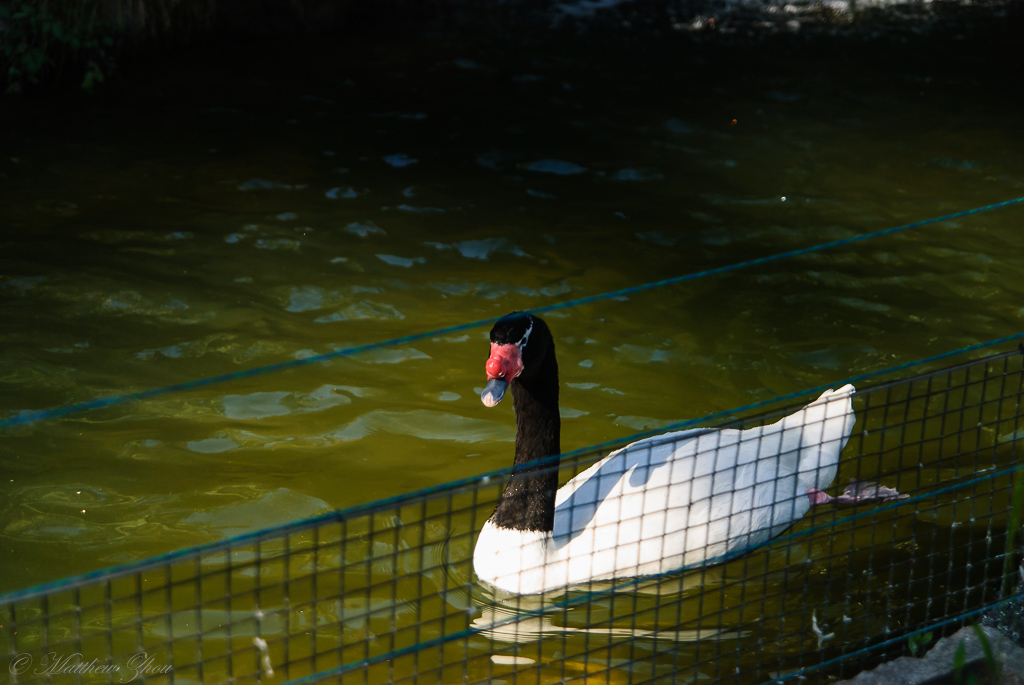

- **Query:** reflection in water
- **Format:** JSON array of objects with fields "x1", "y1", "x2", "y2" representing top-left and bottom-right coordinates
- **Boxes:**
[{"x1": 471, "y1": 585, "x2": 750, "y2": 646}]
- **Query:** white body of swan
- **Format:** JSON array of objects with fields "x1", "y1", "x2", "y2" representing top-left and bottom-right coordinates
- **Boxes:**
[{"x1": 474, "y1": 384, "x2": 856, "y2": 594}]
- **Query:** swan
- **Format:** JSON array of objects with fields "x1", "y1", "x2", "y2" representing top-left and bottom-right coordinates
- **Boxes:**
[{"x1": 473, "y1": 311, "x2": 863, "y2": 595}]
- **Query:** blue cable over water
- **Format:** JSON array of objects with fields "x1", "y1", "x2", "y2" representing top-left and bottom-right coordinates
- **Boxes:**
[
  {"x1": 1, "y1": 333, "x2": 1021, "y2": 607},
  {"x1": 1, "y1": 195, "x2": 1022, "y2": 430},
  {"x1": 1, "y1": 339, "x2": 1021, "y2": 684}
]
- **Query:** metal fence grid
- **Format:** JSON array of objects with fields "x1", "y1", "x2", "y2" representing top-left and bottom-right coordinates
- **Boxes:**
[{"x1": 2, "y1": 348, "x2": 1023, "y2": 685}]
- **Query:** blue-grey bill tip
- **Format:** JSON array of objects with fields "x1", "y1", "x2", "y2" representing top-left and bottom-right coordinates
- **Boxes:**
[{"x1": 481, "y1": 378, "x2": 508, "y2": 407}]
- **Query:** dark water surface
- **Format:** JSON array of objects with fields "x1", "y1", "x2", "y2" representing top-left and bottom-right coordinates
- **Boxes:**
[{"x1": 1, "y1": 14, "x2": 1022, "y2": 635}]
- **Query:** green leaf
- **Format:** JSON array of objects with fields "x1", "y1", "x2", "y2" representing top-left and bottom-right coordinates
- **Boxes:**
[
  {"x1": 24, "y1": 47, "x2": 47, "y2": 74},
  {"x1": 908, "y1": 631, "x2": 933, "y2": 656},
  {"x1": 969, "y1": 623, "x2": 999, "y2": 678},
  {"x1": 81, "y1": 60, "x2": 105, "y2": 92},
  {"x1": 953, "y1": 640, "x2": 966, "y2": 684}
]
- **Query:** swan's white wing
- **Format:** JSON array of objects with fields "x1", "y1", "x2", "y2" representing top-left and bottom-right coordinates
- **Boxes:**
[{"x1": 547, "y1": 387, "x2": 855, "y2": 585}]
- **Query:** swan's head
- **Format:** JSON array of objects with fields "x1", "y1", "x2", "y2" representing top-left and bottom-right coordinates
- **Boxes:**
[{"x1": 480, "y1": 312, "x2": 538, "y2": 407}]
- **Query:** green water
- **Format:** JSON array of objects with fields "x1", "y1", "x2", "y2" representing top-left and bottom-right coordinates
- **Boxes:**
[{"x1": 1, "y1": 20, "x2": 1022, "y2": 678}]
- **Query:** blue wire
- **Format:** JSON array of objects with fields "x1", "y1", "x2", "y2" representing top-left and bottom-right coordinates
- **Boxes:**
[
  {"x1": 1, "y1": 195, "x2": 1022, "y2": 430},
  {"x1": 1, "y1": 342, "x2": 1019, "y2": 608},
  {"x1": 1, "y1": 342, "x2": 1021, "y2": 683},
  {"x1": 534, "y1": 195, "x2": 1024, "y2": 316}
]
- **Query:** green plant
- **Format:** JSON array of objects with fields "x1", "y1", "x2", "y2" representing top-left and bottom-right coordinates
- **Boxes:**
[
  {"x1": 953, "y1": 623, "x2": 1001, "y2": 685},
  {"x1": 0, "y1": 0, "x2": 218, "y2": 93},
  {"x1": 952, "y1": 639, "x2": 968, "y2": 685},
  {"x1": 908, "y1": 630, "x2": 934, "y2": 656},
  {"x1": 1002, "y1": 466, "x2": 1024, "y2": 601},
  {"x1": 0, "y1": 0, "x2": 117, "y2": 92},
  {"x1": 969, "y1": 623, "x2": 1000, "y2": 684}
]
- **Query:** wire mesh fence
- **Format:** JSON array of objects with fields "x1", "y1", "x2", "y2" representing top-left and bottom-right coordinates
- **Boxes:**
[{"x1": 2, "y1": 347, "x2": 1023, "y2": 685}]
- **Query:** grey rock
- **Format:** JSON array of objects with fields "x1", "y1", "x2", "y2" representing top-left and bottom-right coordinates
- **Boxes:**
[{"x1": 837, "y1": 625, "x2": 1024, "y2": 685}]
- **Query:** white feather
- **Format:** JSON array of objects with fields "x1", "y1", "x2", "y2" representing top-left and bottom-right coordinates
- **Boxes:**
[{"x1": 474, "y1": 385, "x2": 856, "y2": 594}]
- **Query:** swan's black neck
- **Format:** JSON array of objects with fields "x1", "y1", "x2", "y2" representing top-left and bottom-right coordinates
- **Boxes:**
[{"x1": 488, "y1": 342, "x2": 560, "y2": 533}]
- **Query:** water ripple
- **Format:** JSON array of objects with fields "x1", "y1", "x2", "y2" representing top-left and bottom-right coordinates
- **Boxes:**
[
  {"x1": 426, "y1": 238, "x2": 529, "y2": 260},
  {"x1": 326, "y1": 409, "x2": 513, "y2": 443},
  {"x1": 522, "y1": 159, "x2": 587, "y2": 175},
  {"x1": 383, "y1": 153, "x2": 418, "y2": 167}
]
